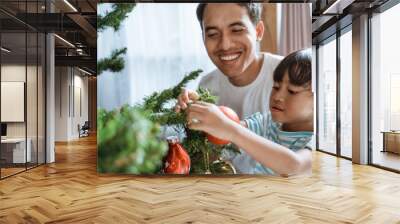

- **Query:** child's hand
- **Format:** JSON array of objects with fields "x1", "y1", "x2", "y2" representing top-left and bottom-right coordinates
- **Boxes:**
[
  {"x1": 174, "y1": 88, "x2": 199, "y2": 112},
  {"x1": 186, "y1": 102, "x2": 238, "y2": 141}
]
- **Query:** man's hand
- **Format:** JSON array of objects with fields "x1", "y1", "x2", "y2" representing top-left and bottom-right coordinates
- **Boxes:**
[{"x1": 175, "y1": 88, "x2": 199, "y2": 112}]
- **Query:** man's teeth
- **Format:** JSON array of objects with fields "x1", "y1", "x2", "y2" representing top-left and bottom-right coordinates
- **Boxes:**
[{"x1": 220, "y1": 54, "x2": 240, "y2": 61}]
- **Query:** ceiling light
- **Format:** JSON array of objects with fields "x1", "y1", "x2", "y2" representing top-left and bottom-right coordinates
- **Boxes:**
[
  {"x1": 78, "y1": 67, "x2": 92, "y2": 76},
  {"x1": 54, "y1": 34, "x2": 75, "y2": 48},
  {"x1": 63, "y1": 0, "x2": 78, "y2": 12},
  {"x1": 322, "y1": 0, "x2": 355, "y2": 15},
  {"x1": 1, "y1": 47, "x2": 11, "y2": 53}
]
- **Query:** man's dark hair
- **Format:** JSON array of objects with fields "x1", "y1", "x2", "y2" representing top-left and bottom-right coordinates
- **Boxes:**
[
  {"x1": 196, "y1": 3, "x2": 263, "y2": 30},
  {"x1": 273, "y1": 49, "x2": 312, "y2": 87}
]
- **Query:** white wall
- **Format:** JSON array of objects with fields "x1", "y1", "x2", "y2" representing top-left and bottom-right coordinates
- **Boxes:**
[
  {"x1": 1, "y1": 65, "x2": 41, "y2": 137},
  {"x1": 72, "y1": 73, "x2": 89, "y2": 138},
  {"x1": 55, "y1": 67, "x2": 89, "y2": 141},
  {"x1": 1, "y1": 65, "x2": 27, "y2": 140},
  {"x1": 55, "y1": 67, "x2": 68, "y2": 141}
]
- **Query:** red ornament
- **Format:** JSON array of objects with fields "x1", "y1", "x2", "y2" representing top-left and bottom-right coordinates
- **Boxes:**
[
  {"x1": 206, "y1": 106, "x2": 240, "y2": 145},
  {"x1": 164, "y1": 136, "x2": 191, "y2": 174}
]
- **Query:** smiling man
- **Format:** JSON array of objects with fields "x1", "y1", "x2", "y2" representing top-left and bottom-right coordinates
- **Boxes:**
[{"x1": 177, "y1": 3, "x2": 283, "y2": 119}]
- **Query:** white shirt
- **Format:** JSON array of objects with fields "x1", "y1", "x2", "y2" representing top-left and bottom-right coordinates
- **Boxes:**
[{"x1": 199, "y1": 52, "x2": 283, "y2": 119}]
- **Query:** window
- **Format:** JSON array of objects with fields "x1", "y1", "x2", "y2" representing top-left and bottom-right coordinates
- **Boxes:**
[
  {"x1": 339, "y1": 29, "x2": 352, "y2": 158},
  {"x1": 317, "y1": 37, "x2": 337, "y2": 155},
  {"x1": 371, "y1": 2, "x2": 400, "y2": 171}
]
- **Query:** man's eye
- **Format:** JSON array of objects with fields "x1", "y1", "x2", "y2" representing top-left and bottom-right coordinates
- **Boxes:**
[
  {"x1": 207, "y1": 32, "x2": 218, "y2": 38},
  {"x1": 272, "y1": 86, "x2": 279, "y2": 90},
  {"x1": 288, "y1": 90, "x2": 298, "y2": 95},
  {"x1": 232, "y1": 27, "x2": 245, "y2": 33}
]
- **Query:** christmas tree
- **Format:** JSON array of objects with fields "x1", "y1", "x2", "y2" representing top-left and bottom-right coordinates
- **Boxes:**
[
  {"x1": 137, "y1": 70, "x2": 239, "y2": 174},
  {"x1": 97, "y1": 4, "x2": 239, "y2": 174},
  {"x1": 98, "y1": 3, "x2": 167, "y2": 174}
]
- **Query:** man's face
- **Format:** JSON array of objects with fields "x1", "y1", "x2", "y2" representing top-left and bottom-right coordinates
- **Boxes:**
[{"x1": 202, "y1": 4, "x2": 263, "y2": 79}]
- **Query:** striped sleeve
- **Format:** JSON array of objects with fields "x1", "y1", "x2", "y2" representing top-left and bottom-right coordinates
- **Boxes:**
[
  {"x1": 265, "y1": 112, "x2": 313, "y2": 151},
  {"x1": 244, "y1": 112, "x2": 265, "y2": 136}
]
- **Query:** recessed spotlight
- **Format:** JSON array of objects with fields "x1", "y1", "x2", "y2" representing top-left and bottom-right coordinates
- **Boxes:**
[
  {"x1": 1, "y1": 47, "x2": 11, "y2": 53},
  {"x1": 322, "y1": 0, "x2": 355, "y2": 15},
  {"x1": 54, "y1": 34, "x2": 75, "y2": 48},
  {"x1": 78, "y1": 67, "x2": 92, "y2": 76},
  {"x1": 63, "y1": 0, "x2": 78, "y2": 12}
]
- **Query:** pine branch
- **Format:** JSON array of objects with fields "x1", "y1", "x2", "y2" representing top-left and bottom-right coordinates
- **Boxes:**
[
  {"x1": 98, "y1": 3, "x2": 136, "y2": 32},
  {"x1": 97, "y1": 47, "x2": 127, "y2": 75},
  {"x1": 140, "y1": 69, "x2": 203, "y2": 112},
  {"x1": 97, "y1": 4, "x2": 134, "y2": 76},
  {"x1": 148, "y1": 110, "x2": 186, "y2": 127},
  {"x1": 197, "y1": 87, "x2": 217, "y2": 103}
]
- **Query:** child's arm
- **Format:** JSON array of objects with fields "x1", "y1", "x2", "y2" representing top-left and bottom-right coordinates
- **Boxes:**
[
  {"x1": 187, "y1": 102, "x2": 312, "y2": 176},
  {"x1": 229, "y1": 122, "x2": 312, "y2": 176}
]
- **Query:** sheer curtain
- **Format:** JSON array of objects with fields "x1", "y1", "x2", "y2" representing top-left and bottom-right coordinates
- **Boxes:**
[{"x1": 98, "y1": 3, "x2": 215, "y2": 110}]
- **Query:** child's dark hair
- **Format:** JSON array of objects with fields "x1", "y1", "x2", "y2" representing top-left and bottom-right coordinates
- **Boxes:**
[{"x1": 273, "y1": 49, "x2": 312, "y2": 86}]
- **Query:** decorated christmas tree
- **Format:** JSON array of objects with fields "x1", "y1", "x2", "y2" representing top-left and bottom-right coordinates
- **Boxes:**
[
  {"x1": 136, "y1": 70, "x2": 239, "y2": 174},
  {"x1": 97, "y1": 4, "x2": 239, "y2": 174}
]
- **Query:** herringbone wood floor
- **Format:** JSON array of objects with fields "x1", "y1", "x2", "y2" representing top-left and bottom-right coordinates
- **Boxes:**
[{"x1": 1, "y1": 135, "x2": 400, "y2": 224}]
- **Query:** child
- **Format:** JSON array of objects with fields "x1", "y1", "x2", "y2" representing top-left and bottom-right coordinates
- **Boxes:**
[{"x1": 186, "y1": 49, "x2": 313, "y2": 176}]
